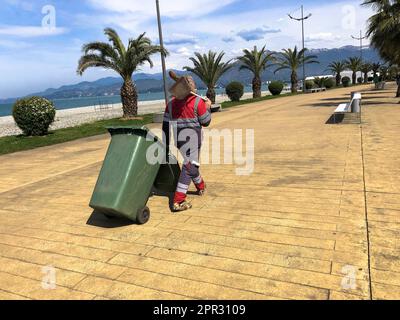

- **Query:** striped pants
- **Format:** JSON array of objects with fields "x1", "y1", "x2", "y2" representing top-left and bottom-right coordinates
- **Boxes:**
[{"x1": 174, "y1": 135, "x2": 205, "y2": 204}]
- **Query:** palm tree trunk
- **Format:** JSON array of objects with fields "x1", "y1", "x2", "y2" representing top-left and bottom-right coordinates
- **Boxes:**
[
  {"x1": 352, "y1": 72, "x2": 356, "y2": 85},
  {"x1": 291, "y1": 71, "x2": 298, "y2": 93},
  {"x1": 207, "y1": 87, "x2": 216, "y2": 104},
  {"x1": 120, "y1": 78, "x2": 138, "y2": 118},
  {"x1": 252, "y1": 77, "x2": 262, "y2": 98},
  {"x1": 336, "y1": 74, "x2": 341, "y2": 86},
  {"x1": 364, "y1": 72, "x2": 368, "y2": 83}
]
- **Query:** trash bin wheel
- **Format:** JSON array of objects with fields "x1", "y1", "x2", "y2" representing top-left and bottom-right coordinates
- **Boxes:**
[{"x1": 137, "y1": 207, "x2": 150, "y2": 225}]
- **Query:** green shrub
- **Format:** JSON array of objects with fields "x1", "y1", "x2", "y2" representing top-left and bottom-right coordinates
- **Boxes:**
[
  {"x1": 305, "y1": 80, "x2": 315, "y2": 90},
  {"x1": 324, "y1": 78, "x2": 335, "y2": 89},
  {"x1": 342, "y1": 76, "x2": 351, "y2": 87},
  {"x1": 225, "y1": 81, "x2": 244, "y2": 102},
  {"x1": 12, "y1": 96, "x2": 56, "y2": 136},
  {"x1": 268, "y1": 81, "x2": 284, "y2": 96},
  {"x1": 313, "y1": 77, "x2": 326, "y2": 88},
  {"x1": 313, "y1": 77, "x2": 334, "y2": 89},
  {"x1": 357, "y1": 77, "x2": 363, "y2": 84}
]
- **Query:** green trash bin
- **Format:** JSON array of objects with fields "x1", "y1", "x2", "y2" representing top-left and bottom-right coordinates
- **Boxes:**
[
  {"x1": 154, "y1": 159, "x2": 181, "y2": 193},
  {"x1": 89, "y1": 126, "x2": 180, "y2": 225}
]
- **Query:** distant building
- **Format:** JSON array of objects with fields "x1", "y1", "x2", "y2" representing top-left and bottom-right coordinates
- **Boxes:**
[
  {"x1": 307, "y1": 71, "x2": 374, "y2": 84},
  {"x1": 305, "y1": 75, "x2": 335, "y2": 81}
]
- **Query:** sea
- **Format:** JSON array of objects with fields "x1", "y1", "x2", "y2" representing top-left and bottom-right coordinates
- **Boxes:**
[{"x1": 0, "y1": 85, "x2": 267, "y2": 117}]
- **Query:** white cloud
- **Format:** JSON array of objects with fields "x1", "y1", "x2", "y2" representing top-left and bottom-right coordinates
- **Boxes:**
[
  {"x1": 237, "y1": 26, "x2": 281, "y2": 41},
  {"x1": 87, "y1": 0, "x2": 238, "y2": 18},
  {"x1": 164, "y1": 33, "x2": 198, "y2": 46},
  {"x1": 306, "y1": 33, "x2": 342, "y2": 43},
  {"x1": 230, "y1": 49, "x2": 243, "y2": 55},
  {"x1": 175, "y1": 47, "x2": 192, "y2": 57},
  {"x1": 5, "y1": 0, "x2": 34, "y2": 11},
  {"x1": 0, "y1": 26, "x2": 68, "y2": 37},
  {"x1": 0, "y1": 39, "x2": 31, "y2": 49},
  {"x1": 222, "y1": 36, "x2": 235, "y2": 43}
]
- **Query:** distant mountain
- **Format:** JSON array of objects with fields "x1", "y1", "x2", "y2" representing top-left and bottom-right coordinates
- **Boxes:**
[
  {"x1": 0, "y1": 46, "x2": 383, "y2": 103},
  {"x1": 218, "y1": 45, "x2": 383, "y2": 85}
]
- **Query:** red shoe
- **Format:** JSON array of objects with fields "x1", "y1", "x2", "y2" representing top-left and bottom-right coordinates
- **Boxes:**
[{"x1": 196, "y1": 182, "x2": 206, "y2": 196}]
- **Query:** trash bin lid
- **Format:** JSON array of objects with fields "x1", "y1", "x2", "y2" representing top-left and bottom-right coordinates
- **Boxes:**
[
  {"x1": 107, "y1": 126, "x2": 166, "y2": 147},
  {"x1": 108, "y1": 125, "x2": 150, "y2": 136}
]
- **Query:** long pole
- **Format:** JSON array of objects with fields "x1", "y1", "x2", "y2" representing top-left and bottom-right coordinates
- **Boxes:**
[
  {"x1": 351, "y1": 30, "x2": 367, "y2": 62},
  {"x1": 288, "y1": 6, "x2": 312, "y2": 93},
  {"x1": 156, "y1": 0, "x2": 168, "y2": 106},
  {"x1": 301, "y1": 5, "x2": 306, "y2": 93},
  {"x1": 360, "y1": 30, "x2": 363, "y2": 62}
]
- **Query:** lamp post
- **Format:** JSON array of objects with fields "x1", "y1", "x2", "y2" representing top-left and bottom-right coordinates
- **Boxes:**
[
  {"x1": 288, "y1": 5, "x2": 312, "y2": 93},
  {"x1": 351, "y1": 30, "x2": 367, "y2": 62},
  {"x1": 156, "y1": 0, "x2": 168, "y2": 106}
]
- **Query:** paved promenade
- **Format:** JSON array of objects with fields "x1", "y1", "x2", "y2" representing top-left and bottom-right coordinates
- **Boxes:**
[{"x1": 0, "y1": 83, "x2": 399, "y2": 300}]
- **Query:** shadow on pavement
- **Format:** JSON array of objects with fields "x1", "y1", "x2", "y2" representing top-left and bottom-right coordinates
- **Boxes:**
[
  {"x1": 151, "y1": 187, "x2": 175, "y2": 212},
  {"x1": 86, "y1": 211, "x2": 134, "y2": 228},
  {"x1": 326, "y1": 114, "x2": 344, "y2": 124},
  {"x1": 86, "y1": 187, "x2": 175, "y2": 228}
]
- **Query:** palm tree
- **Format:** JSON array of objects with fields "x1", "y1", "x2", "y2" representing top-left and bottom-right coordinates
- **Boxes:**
[
  {"x1": 274, "y1": 47, "x2": 319, "y2": 93},
  {"x1": 313, "y1": 77, "x2": 329, "y2": 88},
  {"x1": 345, "y1": 57, "x2": 363, "y2": 85},
  {"x1": 237, "y1": 46, "x2": 274, "y2": 98},
  {"x1": 361, "y1": 63, "x2": 372, "y2": 83},
  {"x1": 388, "y1": 64, "x2": 399, "y2": 80},
  {"x1": 326, "y1": 61, "x2": 347, "y2": 86},
  {"x1": 380, "y1": 65, "x2": 389, "y2": 81},
  {"x1": 363, "y1": 0, "x2": 400, "y2": 97},
  {"x1": 371, "y1": 62, "x2": 382, "y2": 77},
  {"x1": 184, "y1": 51, "x2": 232, "y2": 103},
  {"x1": 77, "y1": 28, "x2": 165, "y2": 118}
]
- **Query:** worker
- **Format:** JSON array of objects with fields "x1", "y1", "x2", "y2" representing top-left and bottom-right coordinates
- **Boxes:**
[{"x1": 162, "y1": 75, "x2": 212, "y2": 212}]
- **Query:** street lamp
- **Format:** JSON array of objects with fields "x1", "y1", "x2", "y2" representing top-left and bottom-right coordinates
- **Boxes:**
[
  {"x1": 351, "y1": 30, "x2": 367, "y2": 62},
  {"x1": 288, "y1": 5, "x2": 312, "y2": 93},
  {"x1": 155, "y1": 0, "x2": 168, "y2": 106}
]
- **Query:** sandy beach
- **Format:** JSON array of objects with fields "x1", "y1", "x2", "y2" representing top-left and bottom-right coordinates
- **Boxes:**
[{"x1": 0, "y1": 91, "x2": 271, "y2": 137}]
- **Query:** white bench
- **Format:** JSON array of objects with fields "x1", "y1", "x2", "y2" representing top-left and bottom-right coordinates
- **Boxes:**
[
  {"x1": 333, "y1": 93, "x2": 362, "y2": 122},
  {"x1": 210, "y1": 104, "x2": 222, "y2": 113},
  {"x1": 306, "y1": 87, "x2": 327, "y2": 93}
]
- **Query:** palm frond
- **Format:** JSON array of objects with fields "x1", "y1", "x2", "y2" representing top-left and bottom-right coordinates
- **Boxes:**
[
  {"x1": 184, "y1": 50, "x2": 232, "y2": 88},
  {"x1": 104, "y1": 28, "x2": 127, "y2": 58},
  {"x1": 77, "y1": 54, "x2": 120, "y2": 75},
  {"x1": 274, "y1": 46, "x2": 318, "y2": 73},
  {"x1": 78, "y1": 28, "x2": 163, "y2": 80},
  {"x1": 236, "y1": 45, "x2": 274, "y2": 78}
]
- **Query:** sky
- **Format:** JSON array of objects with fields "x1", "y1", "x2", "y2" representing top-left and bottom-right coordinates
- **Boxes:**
[{"x1": 0, "y1": 0, "x2": 374, "y2": 99}]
